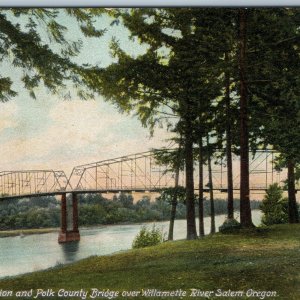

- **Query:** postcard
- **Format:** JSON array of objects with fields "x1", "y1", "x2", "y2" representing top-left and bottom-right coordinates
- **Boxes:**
[{"x1": 0, "y1": 5, "x2": 299, "y2": 300}]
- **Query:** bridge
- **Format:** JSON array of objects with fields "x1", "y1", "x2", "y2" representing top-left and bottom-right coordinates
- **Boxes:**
[{"x1": 0, "y1": 149, "x2": 297, "y2": 242}]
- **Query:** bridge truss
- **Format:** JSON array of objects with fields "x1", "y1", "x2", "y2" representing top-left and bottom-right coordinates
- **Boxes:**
[
  {"x1": 68, "y1": 151, "x2": 175, "y2": 192},
  {"x1": 0, "y1": 170, "x2": 68, "y2": 199},
  {"x1": 0, "y1": 149, "x2": 298, "y2": 200},
  {"x1": 68, "y1": 149, "x2": 294, "y2": 194}
]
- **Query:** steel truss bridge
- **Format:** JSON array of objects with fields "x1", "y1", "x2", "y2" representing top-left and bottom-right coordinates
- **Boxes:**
[
  {"x1": 1, "y1": 149, "x2": 298, "y2": 242},
  {"x1": 0, "y1": 149, "x2": 297, "y2": 201}
]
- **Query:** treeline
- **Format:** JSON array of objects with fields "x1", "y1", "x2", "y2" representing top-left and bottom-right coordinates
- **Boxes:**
[
  {"x1": 0, "y1": 197, "x2": 60, "y2": 230},
  {"x1": 0, "y1": 194, "x2": 260, "y2": 231}
]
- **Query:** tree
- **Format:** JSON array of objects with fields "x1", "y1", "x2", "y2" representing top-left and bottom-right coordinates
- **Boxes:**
[
  {"x1": 245, "y1": 8, "x2": 300, "y2": 223},
  {"x1": 206, "y1": 135, "x2": 216, "y2": 234},
  {"x1": 0, "y1": 8, "x2": 105, "y2": 101},
  {"x1": 153, "y1": 144, "x2": 185, "y2": 240},
  {"x1": 191, "y1": 9, "x2": 237, "y2": 228},
  {"x1": 113, "y1": 192, "x2": 134, "y2": 208},
  {"x1": 260, "y1": 183, "x2": 289, "y2": 225},
  {"x1": 198, "y1": 137, "x2": 205, "y2": 237},
  {"x1": 238, "y1": 8, "x2": 253, "y2": 227},
  {"x1": 82, "y1": 8, "x2": 224, "y2": 240},
  {"x1": 229, "y1": 8, "x2": 300, "y2": 227},
  {"x1": 157, "y1": 186, "x2": 186, "y2": 240},
  {"x1": 224, "y1": 51, "x2": 235, "y2": 220}
]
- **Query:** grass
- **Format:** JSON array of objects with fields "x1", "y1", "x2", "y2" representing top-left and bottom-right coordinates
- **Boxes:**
[
  {"x1": 0, "y1": 224, "x2": 299, "y2": 300},
  {"x1": 0, "y1": 228, "x2": 58, "y2": 237}
]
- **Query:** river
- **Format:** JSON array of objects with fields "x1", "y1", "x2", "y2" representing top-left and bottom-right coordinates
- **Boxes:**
[{"x1": 0, "y1": 210, "x2": 261, "y2": 278}]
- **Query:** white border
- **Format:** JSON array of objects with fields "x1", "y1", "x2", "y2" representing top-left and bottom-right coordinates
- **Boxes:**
[{"x1": 0, "y1": 0, "x2": 299, "y2": 7}]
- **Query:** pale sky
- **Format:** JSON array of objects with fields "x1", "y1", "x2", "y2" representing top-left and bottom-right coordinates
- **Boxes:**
[{"x1": 0, "y1": 11, "x2": 173, "y2": 176}]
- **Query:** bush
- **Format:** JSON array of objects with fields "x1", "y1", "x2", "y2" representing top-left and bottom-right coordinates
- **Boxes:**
[
  {"x1": 132, "y1": 225, "x2": 164, "y2": 249},
  {"x1": 260, "y1": 183, "x2": 288, "y2": 226}
]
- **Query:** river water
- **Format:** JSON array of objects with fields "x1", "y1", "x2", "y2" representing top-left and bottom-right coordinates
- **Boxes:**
[{"x1": 0, "y1": 211, "x2": 261, "y2": 278}]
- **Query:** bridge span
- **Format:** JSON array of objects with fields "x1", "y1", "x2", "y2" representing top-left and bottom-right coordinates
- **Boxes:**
[{"x1": 0, "y1": 149, "x2": 297, "y2": 242}]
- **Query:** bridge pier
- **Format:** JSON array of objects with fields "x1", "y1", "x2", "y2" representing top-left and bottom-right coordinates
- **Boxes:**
[{"x1": 58, "y1": 193, "x2": 80, "y2": 243}]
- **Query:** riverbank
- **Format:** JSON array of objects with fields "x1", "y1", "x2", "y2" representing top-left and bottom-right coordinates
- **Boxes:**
[
  {"x1": 0, "y1": 228, "x2": 58, "y2": 238},
  {"x1": 0, "y1": 223, "x2": 299, "y2": 299}
]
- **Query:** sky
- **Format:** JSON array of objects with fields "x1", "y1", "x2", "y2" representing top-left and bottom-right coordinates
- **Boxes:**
[{"x1": 0, "y1": 10, "x2": 173, "y2": 176}]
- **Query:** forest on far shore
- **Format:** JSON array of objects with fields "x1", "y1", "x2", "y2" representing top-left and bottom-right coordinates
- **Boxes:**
[{"x1": 0, "y1": 193, "x2": 260, "y2": 231}]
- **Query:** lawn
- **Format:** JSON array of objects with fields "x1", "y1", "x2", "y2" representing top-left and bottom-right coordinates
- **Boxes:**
[{"x1": 0, "y1": 224, "x2": 299, "y2": 300}]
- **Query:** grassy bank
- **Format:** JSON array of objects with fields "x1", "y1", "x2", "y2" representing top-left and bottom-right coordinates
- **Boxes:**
[
  {"x1": 0, "y1": 228, "x2": 58, "y2": 238},
  {"x1": 0, "y1": 224, "x2": 299, "y2": 300}
]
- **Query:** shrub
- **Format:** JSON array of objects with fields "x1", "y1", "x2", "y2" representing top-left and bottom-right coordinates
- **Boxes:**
[
  {"x1": 260, "y1": 183, "x2": 288, "y2": 225},
  {"x1": 132, "y1": 225, "x2": 164, "y2": 249}
]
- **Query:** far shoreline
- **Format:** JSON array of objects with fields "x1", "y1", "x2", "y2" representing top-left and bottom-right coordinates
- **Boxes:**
[
  {"x1": 0, "y1": 228, "x2": 59, "y2": 238},
  {"x1": 0, "y1": 209, "x2": 262, "y2": 238}
]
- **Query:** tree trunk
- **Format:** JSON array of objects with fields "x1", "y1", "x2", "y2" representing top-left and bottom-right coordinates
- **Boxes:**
[
  {"x1": 287, "y1": 160, "x2": 299, "y2": 223},
  {"x1": 198, "y1": 137, "x2": 205, "y2": 237},
  {"x1": 168, "y1": 187, "x2": 178, "y2": 240},
  {"x1": 207, "y1": 135, "x2": 215, "y2": 234},
  {"x1": 168, "y1": 147, "x2": 181, "y2": 241},
  {"x1": 185, "y1": 117, "x2": 197, "y2": 240},
  {"x1": 225, "y1": 51, "x2": 234, "y2": 220},
  {"x1": 238, "y1": 8, "x2": 253, "y2": 227}
]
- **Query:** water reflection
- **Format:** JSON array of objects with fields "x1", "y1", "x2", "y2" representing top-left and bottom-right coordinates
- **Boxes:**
[{"x1": 60, "y1": 241, "x2": 80, "y2": 263}]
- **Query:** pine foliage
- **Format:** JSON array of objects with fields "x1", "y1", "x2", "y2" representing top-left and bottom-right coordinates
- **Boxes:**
[{"x1": 260, "y1": 184, "x2": 289, "y2": 226}]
